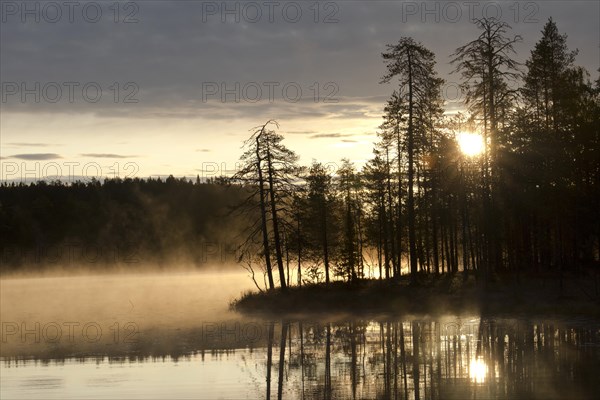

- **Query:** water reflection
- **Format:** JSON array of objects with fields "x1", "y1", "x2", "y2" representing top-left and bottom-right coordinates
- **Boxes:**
[
  {"x1": 2, "y1": 317, "x2": 599, "y2": 399},
  {"x1": 259, "y1": 318, "x2": 599, "y2": 399}
]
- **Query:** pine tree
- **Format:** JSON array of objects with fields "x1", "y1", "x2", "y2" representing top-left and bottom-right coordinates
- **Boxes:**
[
  {"x1": 382, "y1": 37, "x2": 444, "y2": 280},
  {"x1": 233, "y1": 120, "x2": 298, "y2": 290}
]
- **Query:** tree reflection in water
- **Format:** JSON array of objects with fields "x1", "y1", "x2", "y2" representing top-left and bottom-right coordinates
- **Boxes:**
[{"x1": 263, "y1": 318, "x2": 599, "y2": 399}]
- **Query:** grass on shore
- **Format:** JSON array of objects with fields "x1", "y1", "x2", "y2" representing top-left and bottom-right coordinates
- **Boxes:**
[{"x1": 232, "y1": 271, "x2": 600, "y2": 318}]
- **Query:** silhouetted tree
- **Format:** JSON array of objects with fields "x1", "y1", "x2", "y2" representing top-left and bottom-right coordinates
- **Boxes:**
[
  {"x1": 305, "y1": 161, "x2": 335, "y2": 284},
  {"x1": 382, "y1": 37, "x2": 445, "y2": 280},
  {"x1": 234, "y1": 120, "x2": 298, "y2": 290}
]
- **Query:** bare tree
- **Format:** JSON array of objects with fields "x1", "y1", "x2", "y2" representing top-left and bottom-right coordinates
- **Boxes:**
[{"x1": 233, "y1": 120, "x2": 298, "y2": 290}]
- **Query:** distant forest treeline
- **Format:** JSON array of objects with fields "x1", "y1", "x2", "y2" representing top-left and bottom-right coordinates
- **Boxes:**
[{"x1": 0, "y1": 177, "x2": 247, "y2": 271}]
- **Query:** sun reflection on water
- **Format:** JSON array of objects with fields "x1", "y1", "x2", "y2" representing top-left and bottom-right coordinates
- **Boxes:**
[{"x1": 469, "y1": 357, "x2": 487, "y2": 384}]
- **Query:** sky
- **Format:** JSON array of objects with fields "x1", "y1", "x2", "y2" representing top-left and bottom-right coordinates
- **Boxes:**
[{"x1": 1, "y1": 0, "x2": 598, "y2": 182}]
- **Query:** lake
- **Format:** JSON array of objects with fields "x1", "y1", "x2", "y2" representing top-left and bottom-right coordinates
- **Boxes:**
[{"x1": 1, "y1": 271, "x2": 599, "y2": 399}]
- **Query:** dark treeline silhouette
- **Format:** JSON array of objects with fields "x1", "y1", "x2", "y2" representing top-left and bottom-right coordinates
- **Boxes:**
[
  {"x1": 232, "y1": 18, "x2": 599, "y2": 291},
  {"x1": 0, "y1": 176, "x2": 246, "y2": 270}
]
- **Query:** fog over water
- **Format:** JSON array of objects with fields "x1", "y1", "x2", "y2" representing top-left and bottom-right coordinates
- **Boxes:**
[
  {"x1": 1, "y1": 270, "x2": 599, "y2": 399},
  {"x1": 0, "y1": 269, "x2": 256, "y2": 359}
]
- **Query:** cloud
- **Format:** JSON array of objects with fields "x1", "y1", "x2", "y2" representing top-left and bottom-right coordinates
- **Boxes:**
[
  {"x1": 0, "y1": 0, "x2": 597, "y2": 178},
  {"x1": 79, "y1": 153, "x2": 139, "y2": 158},
  {"x1": 1, "y1": 1, "x2": 595, "y2": 120},
  {"x1": 195, "y1": 167, "x2": 239, "y2": 174},
  {"x1": 310, "y1": 133, "x2": 355, "y2": 139},
  {"x1": 285, "y1": 130, "x2": 317, "y2": 135},
  {"x1": 6, "y1": 143, "x2": 61, "y2": 147},
  {"x1": 9, "y1": 153, "x2": 62, "y2": 160},
  {"x1": 195, "y1": 149, "x2": 212, "y2": 152}
]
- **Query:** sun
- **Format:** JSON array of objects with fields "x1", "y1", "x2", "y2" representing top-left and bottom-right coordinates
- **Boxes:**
[
  {"x1": 469, "y1": 357, "x2": 488, "y2": 383},
  {"x1": 457, "y1": 132, "x2": 484, "y2": 157}
]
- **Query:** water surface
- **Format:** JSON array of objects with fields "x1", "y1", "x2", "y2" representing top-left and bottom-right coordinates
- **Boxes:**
[{"x1": 1, "y1": 272, "x2": 599, "y2": 399}]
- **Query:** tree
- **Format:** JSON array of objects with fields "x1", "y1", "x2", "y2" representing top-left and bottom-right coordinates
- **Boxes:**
[
  {"x1": 379, "y1": 92, "x2": 404, "y2": 277},
  {"x1": 363, "y1": 152, "x2": 391, "y2": 280},
  {"x1": 515, "y1": 19, "x2": 599, "y2": 277},
  {"x1": 451, "y1": 18, "x2": 521, "y2": 275},
  {"x1": 305, "y1": 161, "x2": 335, "y2": 284},
  {"x1": 382, "y1": 37, "x2": 444, "y2": 280},
  {"x1": 522, "y1": 18, "x2": 578, "y2": 136},
  {"x1": 451, "y1": 18, "x2": 522, "y2": 170},
  {"x1": 337, "y1": 159, "x2": 360, "y2": 282},
  {"x1": 234, "y1": 120, "x2": 298, "y2": 290}
]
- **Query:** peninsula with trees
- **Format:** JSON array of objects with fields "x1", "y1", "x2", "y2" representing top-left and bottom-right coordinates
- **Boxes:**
[{"x1": 231, "y1": 18, "x2": 600, "y2": 316}]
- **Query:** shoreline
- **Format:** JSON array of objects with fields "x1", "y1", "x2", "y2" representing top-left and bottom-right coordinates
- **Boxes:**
[{"x1": 232, "y1": 272, "x2": 600, "y2": 318}]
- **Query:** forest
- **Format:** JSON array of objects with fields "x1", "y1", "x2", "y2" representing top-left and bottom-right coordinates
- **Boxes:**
[
  {"x1": 230, "y1": 18, "x2": 599, "y2": 292},
  {"x1": 0, "y1": 176, "x2": 246, "y2": 270},
  {"x1": 1, "y1": 18, "x2": 599, "y2": 288}
]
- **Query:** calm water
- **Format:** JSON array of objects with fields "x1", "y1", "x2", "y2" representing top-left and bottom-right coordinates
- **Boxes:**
[{"x1": 1, "y1": 272, "x2": 599, "y2": 399}]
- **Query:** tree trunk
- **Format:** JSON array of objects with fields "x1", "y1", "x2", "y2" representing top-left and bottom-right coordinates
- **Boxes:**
[
  {"x1": 265, "y1": 140, "x2": 287, "y2": 290},
  {"x1": 322, "y1": 201, "x2": 331, "y2": 284},
  {"x1": 386, "y1": 147, "x2": 398, "y2": 277},
  {"x1": 297, "y1": 216, "x2": 302, "y2": 287},
  {"x1": 256, "y1": 136, "x2": 275, "y2": 290},
  {"x1": 407, "y1": 48, "x2": 418, "y2": 281}
]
